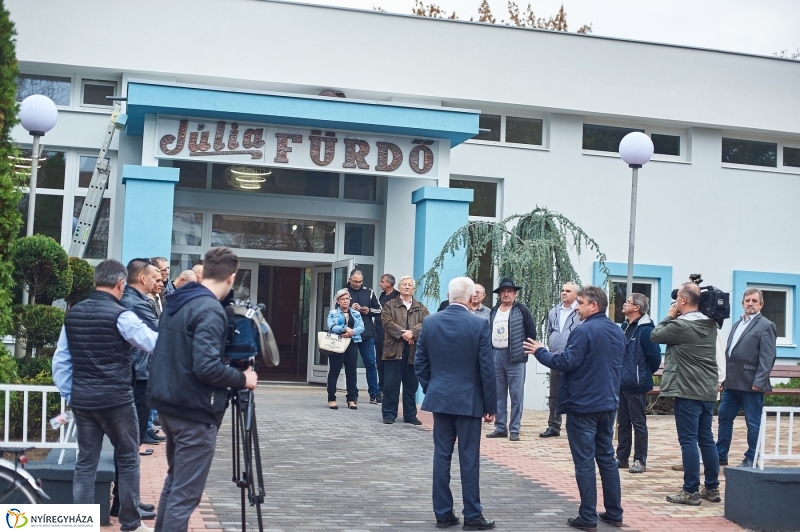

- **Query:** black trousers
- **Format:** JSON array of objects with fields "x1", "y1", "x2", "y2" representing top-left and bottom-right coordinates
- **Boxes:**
[
  {"x1": 375, "y1": 332, "x2": 385, "y2": 393},
  {"x1": 327, "y1": 343, "x2": 358, "y2": 402},
  {"x1": 382, "y1": 344, "x2": 418, "y2": 421},
  {"x1": 547, "y1": 369, "x2": 562, "y2": 431},
  {"x1": 133, "y1": 380, "x2": 150, "y2": 442},
  {"x1": 616, "y1": 391, "x2": 648, "y2": 463}
]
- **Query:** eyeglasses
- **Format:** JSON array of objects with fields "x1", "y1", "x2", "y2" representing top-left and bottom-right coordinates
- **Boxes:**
[{"x1": 133, "y1": 258, "x2": 153, "y2": 277}]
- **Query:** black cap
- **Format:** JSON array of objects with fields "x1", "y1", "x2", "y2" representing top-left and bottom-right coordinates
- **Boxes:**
[{"x1": 493, "y1": 277, "x2": 522, "y2": 294}]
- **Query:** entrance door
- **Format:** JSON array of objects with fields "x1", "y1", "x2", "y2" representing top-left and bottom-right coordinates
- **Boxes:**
[
  {"x1": 232, "y1": 262, "x2": 258, "y2": 302},
  {"x1": 307, "y1": 259, "x2": 354, "y2": 383}
]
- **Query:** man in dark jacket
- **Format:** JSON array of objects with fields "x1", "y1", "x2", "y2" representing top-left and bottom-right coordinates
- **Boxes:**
[
  {"x1": 486, "y1": 278, "x2": 536, "y2": 442},
  {"x1": 346, "y1": 269, "x2": 382, "y2": 403},
  {"x1": 52, "y1": 259, "x2": 158, "y2": 532},
  {"x1": 374, "y1": 273, "x2": 399, "y2": 397},
  {"x1": 415, "y1": 277, "x2": 497, "y2": 530},
  {"x1": 616, "y1": 293, "x2": 662, "y2": 474},
  {"x1": 525, "y1": 285, "x2": 625, "y2": 530},
  {"x1": 147, "y1": 247, "x2": 257, "y2": 532}
]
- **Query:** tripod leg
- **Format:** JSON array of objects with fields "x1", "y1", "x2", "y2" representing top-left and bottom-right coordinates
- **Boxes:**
[{"x1": 249, "y1": 401, "x2": 265, "y2": 531}]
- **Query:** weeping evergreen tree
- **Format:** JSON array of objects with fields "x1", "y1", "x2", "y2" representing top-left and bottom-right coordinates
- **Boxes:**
[{"x1": 418, "y1": 207, "x2": 611, "y2": 339}]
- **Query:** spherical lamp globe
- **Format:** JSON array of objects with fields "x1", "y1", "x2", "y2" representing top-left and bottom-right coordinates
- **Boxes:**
[
  {"x1": 619, "y1": 132, "x2": 654, "y2": 167},
  {"x1": 19, "y1": 94, "x2": 59, "y2": 136}
]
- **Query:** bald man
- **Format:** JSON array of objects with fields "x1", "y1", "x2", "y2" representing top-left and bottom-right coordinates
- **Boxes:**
[
  {"x1": 191, "y1": 264, "x2": 203, "y2": 283},
  {"x1": 173, "y1": 270, "x2": 197, "y2": 289},
  {"x1": 651, "y1": 282, "x2": 720, "y2": 506}
]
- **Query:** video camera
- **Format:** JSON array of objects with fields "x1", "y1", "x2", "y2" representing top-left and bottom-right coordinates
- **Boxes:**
[
  {"x1": 671, "y1": 273, "x2": 730, "y2": 328},
  {"x1": 224, "y1": 299, "x2": 280, "y2": 370}
]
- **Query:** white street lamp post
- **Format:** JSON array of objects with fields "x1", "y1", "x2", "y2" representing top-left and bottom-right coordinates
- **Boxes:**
[{"x1": 619, "y1": 132, "x2": 654, "y2": 299}]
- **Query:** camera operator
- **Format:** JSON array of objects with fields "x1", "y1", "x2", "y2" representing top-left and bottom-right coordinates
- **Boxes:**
[
  {"x1": 147, "y1": 247, "x2": 257, "y2": 532},
  {"x1": 650, "y1": 282, "x2": 720, "y2": 506}
]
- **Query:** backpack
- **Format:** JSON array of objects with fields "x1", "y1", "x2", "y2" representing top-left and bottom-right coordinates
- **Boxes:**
[{"x1": 225, "y1": 302, "x2": 280, "y2": 367}]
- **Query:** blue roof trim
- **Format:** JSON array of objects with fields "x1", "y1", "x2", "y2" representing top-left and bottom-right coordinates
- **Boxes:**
[{"x1": 125, "y1": 82, "x2": 479, "y2": 146}]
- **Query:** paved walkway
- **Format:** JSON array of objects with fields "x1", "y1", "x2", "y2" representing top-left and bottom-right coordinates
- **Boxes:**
[{"x1": 102, "y1": 384, "x2": 795, "y2": 531}]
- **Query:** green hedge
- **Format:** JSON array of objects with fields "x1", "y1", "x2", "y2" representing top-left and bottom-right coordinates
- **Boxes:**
[{"x1": 0, "y1": 351, "x2": 59, "y2": 442}]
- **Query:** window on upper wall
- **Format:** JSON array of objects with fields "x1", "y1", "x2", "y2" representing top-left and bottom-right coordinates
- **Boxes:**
[
  {"x1": 470, "y1": 114, "x2": 545, "y2": 147},
  {"x1": 785, "y1": 147, "x2": 800, "y2": 168},
  {"x1": 81, "y1": 80, "x2": 116, "y2": 107},
  {"x1": 343, "y1": 223, "x2": 375, "y2": 256},
  {"x1": 211, "y1": 164, "x2": 339, "y2": 198},
  {"x1": 583, "y1": 124, "x2": 683, "y2": 159},
  {"x1": 748, "y1": 284, "x2": 793, "y2": 345},
  {"x1": 449, "y1": 179, "x2": 497, "y2": 218},
  {"x1": 475, "y1": 114, "x2": 501, "y2": 142},
  {"x1": 16, "y1": 74, "x2": 71, "y2": 106},
  {"x1": 343, "y1": 174, "x2": 377, "y2": 201},
  {"x1": 722, "y1": 138, "x2": 777, "y2": 168}
]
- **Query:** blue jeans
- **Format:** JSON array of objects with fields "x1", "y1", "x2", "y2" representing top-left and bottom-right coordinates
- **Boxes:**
[
  {"x1": 494, "y1": 348, "x2": 526, "y2": 434},
  {"x1": 356, "y1": 336, "x2": 380, "y2": 397},
  {"x1": 674, "y1": 397, "x2": 719, "y2": 493},
  {"x1": 716, "y1": 389, "x2": 764, "y2": 462},
  {"x1": 566, "y1": 411, "x2": 623, "y2": 525}
]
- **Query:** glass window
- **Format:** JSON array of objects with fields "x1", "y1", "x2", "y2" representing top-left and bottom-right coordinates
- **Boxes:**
[
  {"x1": 652, "y1": 133, "x2": 681, "y2": 156},
  {"x1": 468, "y1": 234, "x2": 493, "y2": 306},
  {"x1": 172, "y1": 160, "x2": 208, "y2": 189},
  {"x1": 211, "y1": 165, "x2": 338, "y2": 198},
  {"x1": 343, "y1": 223, "x2": 375, "y2": 256},
  {"x1": 82, "y1": 81, "x2": 115, "y2": 106},
  {"x1": 759, "y1": 288, "x2": 790, "y2": 340},
  {"x1": 172, "y1": 212, "x2": 203, "y2": 246},
  {"x1": 609, "y1": 281, "x2": 653, "y2": 324},
  {"x1": 583, "y1": 124, "x2": 645, "y2": 153},
  {"x1": 17, "y1": 150, "x2": 66, "y2": 189},
  {"x1": 79, "y1": 156, "x2": 110, "y2": 187},
  {"x1": 343, "y1": 174, "x2": 376, "y2": 201},
  {"x1": 784, "y1": 147, "x2": 800, "y2": 168},
  {"x1": 73, "y1": 197, "x2": 110, "y2": 259},
  {"x1": 505, "y1": 116, "x2": 543, "y2": 146},
  {"x1": 170, "y1": 253, "x2": 201, "y2": 282},
  {"x1": 722, "y1": 138, "x2": 777, "y2": 168},
  {"x1": 474, "y1": 114, "x2": 501, "y2": 142},
  {"x1": 18, "y1": 193, "x2": 63, "y2": 241},
  {"x1": 16, "y1": 74, "x2": 71, "y2": 106},
  {"x1": 211, "y1": 214, "x2": 335, "y2": 254},
  {"x1": 450, "y1": 179, "x2": 497, "y2": 218},
  {"x1": 354, "y1": 264, "x2": 374, "y2": 291}
]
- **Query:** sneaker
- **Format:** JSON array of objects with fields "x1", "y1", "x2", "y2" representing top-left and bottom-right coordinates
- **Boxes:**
[
  {"x1": 666, "y1": 490, "x2": 701, "y2": 506},
  {"x1": 383, "y1": 417, "x2": 394, "y2": 424},
  {"x1": 375, "y1": 393, "x2": 383, "y2": 404},
  {"x1": 739, "y1": 459, "x2": 754, "y2": 468},
  {"x1": 509, "y1": 433, "x2": 519, "y2": 442},
  {"x1": 616, "y1": 459, "x2": 629, "y2": 469},
  {"x1": 629, "y1": 459, "x2": 646, "y2": 473},
  {"x1": 699, "y1": 486, "x2": 721, "y2": 503},
  {"x1": 370, "y1": 396, "x2": 379, "y2": 405}
]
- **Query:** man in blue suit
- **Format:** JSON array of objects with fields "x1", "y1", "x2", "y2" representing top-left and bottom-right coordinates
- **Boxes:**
[{"x1": 415, "y1": 277, "x2": 497, "y2": 531}]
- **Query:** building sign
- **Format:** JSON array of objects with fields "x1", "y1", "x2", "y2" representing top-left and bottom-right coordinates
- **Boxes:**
[{"x1": 155, "y1": 116, "x2": 439, "y2": 179}]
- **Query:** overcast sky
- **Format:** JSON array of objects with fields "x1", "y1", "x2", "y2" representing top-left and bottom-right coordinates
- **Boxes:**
[{"x1": 297, "y1": 0, "x2": 799, "y2": 57}]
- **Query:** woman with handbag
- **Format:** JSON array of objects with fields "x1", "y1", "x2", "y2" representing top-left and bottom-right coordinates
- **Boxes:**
[{"x1": 325, "y1": 288, "x2": 365, "y2": 410}]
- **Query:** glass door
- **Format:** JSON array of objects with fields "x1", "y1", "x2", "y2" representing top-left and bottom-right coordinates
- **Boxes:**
[
  {"x1": 332, "y1": 258, "x2": 354, "y2": 294},
  {"x1": 232, "y1": 261, "x2": 259, "y2": 303},
  {"x1": 307, "y1": 266, "x2": 332, "y2": 383}
]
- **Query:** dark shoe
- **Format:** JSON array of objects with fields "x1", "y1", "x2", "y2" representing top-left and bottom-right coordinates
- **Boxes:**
[
  {"x1": 436, "y1": 510, "x2": 460, "y2": 529},
  {"x1": 375, "y1": 393, "x2": 383, "y2": 404},
  {"x1": 328, "y1": 400, "x2": 338, "y2": 410},
  {"x1": 151, "y1": 417, "x2": 160, "y2": 427},
  {"x1": 146, "y1": 429, "x2": 166, "y2": 441},
  {"x1": 139, "y1": 502, "x2": 155, "y2": 512},
  {"x1": 509, "y1": 432, "x2": 519, "y2": 442},
  {"x1": 383, "y1": 417, "x2": 395, "y2": 424},
  {"x1": 739, "y1": 459, "x2": 754, "y2": 468},
  {"x1": 142, "y1": 435, "x2": 162, "y2": 445},
  {"x1": 718, "y1": 457, "x2": 728, "y2": 466},
  {"x1": 405, "y1": 417, "x2": 422, "y2": 425},
  {"x1": 463, "y1": 514, "x2": 495, "y2": 530},
  {"x1": 699, "y1": 486, "x2": 721, "y2": 503},
  {"x1": 666, "y1": 490, "x2": 701, "y2": 506},
  {"x1": 539, "y1": 427, "x2": 560, "y2": 438},
  {"x1": 671, "y1": 463, "x2": 684, "y2": 471},
  {"x1": 567, "y1": 516, "x2": 597, "y2": 530},
  {"x1": 485, "y1": 430, "x2": 508, "y2": 439},
  {"x1": 139, "y1": 449, "x2": 153, "y2": 456},
  {"x1": 110, "y1": 497, "x2": 120, "y2": 517},
  {"x1": 616, "y1": 459, "x2": 629, "y2": 469},
  {"x1": 598, "y1": 512, "x2": 623, "y2": 527},
  {"x1": 347, "y1": 401, "x2": 357, "y2": 410},
  {"x1": 370, "y1": 395, "x2": 379, "y2": 405},
  {"x1": 138, "y1": 507, "x2": 156, "y2": 520}
]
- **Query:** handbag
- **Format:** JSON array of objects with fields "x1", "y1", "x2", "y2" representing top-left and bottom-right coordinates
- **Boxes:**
[{"x1": 317, "y1": 331, "x2": 351, "y2": 354}]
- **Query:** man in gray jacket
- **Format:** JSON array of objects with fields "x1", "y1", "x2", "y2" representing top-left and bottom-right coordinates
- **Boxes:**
[
  {"x1": 540, "y1": 282, "x2": 580, "y2": 438},
  {"x1": 716, "y1": 288, "x2": 777, "y2": 468},
  {"x1": 651, "y1": 282, "x2": 720, "y2": 506}
]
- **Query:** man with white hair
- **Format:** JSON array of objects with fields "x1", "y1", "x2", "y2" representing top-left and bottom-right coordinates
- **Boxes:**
[{"x1": 415, "y1": 277, "x2": 497, "y2": 530}]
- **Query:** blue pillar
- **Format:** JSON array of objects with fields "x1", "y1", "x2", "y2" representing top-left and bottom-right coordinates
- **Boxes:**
[
  {"x1": 412, "y1": 186, "x2": 473, "y2": 303},
  {"x1": 120, "y1": 165, "x2": 179, "y2": 265}
]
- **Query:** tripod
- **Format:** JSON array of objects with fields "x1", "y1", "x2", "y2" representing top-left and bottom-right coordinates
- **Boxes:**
[{"x1": 229, "y1": 384, "x2": 266, "y2": 531}]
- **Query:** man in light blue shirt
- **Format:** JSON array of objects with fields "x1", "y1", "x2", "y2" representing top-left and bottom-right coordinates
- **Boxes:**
[{"x1": 52, "y1": 259, "x2": 158, "y2": 532}]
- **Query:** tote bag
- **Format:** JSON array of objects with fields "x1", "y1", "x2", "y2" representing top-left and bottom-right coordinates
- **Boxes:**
[{"x1": 317, "y1": 332, "x2": 351, "y2": 354}]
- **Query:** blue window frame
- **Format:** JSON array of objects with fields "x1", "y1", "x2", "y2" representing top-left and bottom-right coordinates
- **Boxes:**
[
  {"x1": 733, "y1": 271, "x2": 800, "y2": 358},
  {"x1": 593, "y1": 262, "x2": 673, "y2": 325}
]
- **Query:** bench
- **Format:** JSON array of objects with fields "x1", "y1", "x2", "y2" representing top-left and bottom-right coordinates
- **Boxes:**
[{"x1": 648, "y1": 364, "x2": 800, "y2": 396}]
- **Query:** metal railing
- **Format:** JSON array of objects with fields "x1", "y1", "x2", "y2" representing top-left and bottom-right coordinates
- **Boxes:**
[
  {"x1": 754, "y1": 406, "x2": 800, "y2": 470},
  {"x1": 0, "y1": 384, "x2": 77, "y2": 465}
]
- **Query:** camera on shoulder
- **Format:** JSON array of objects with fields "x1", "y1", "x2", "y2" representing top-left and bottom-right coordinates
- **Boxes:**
[{"x1": 670, "y1": 273, "x2": 730, "y2": 327}]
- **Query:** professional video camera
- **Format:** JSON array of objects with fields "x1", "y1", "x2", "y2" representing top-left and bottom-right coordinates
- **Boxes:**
[
  {"x1": 671, "y1": 273, "x2": 730, "y2": 328},
  {"x1": 223, "y1": 298, "x2": 280, "y2": 532}
]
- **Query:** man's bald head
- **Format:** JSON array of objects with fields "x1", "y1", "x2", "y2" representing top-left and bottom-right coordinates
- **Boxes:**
[
  {"x1": 192, "y1": 264, "x2": 203, "y2": 282},
  {"x1": 678, "y1": 282, "x2": 702, "y2": 308},
  {"x1": 174, "y1": 269, "x2": 197, "y2": 288}
]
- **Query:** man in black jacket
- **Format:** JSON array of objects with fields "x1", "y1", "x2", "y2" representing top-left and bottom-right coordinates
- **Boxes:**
[
  {"x1": 52, "y1": 260, "x2": 157, "y2": 532},
  {"x1": 374, "y1": 273, "x2": 399, "y2": 398},
  {"x1": 147, "y1": 247, "x2": 257, "y2": 532},
  {"x1": 346, "y1": 269, "x2": 382, "y2": 404},
  {"x1": 486, "y1": 278, "x2": 536, "y2": 442}
]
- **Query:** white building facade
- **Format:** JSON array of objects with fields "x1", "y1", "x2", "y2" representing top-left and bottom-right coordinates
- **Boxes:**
[{"x1": 8, "y1": 0, "x2": 800, "y2": 409}]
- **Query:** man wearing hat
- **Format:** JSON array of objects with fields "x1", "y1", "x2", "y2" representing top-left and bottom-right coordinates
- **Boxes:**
[{"x1": 486, "y1": 277, "x2": 537, "y2": 442}]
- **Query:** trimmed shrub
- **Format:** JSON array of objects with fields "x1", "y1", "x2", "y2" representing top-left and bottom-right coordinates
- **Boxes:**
[
  {"x1": 66, "y1": 257, "x2": 94, "y2": 309},
  {"x1": 16, "y1": 356, "x2": 53, "y2": 380},
  {"x1": 12, "y1": 304, "x2": 64, "y2": 354},
  {"x1": 10, "y1": 235, "x2": 72, "y2": 305}
]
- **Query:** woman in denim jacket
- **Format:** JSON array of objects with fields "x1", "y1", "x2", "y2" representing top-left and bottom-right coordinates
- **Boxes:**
[{"x1": 326, "y1": 288, "x2": 365, "y2": 410}]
